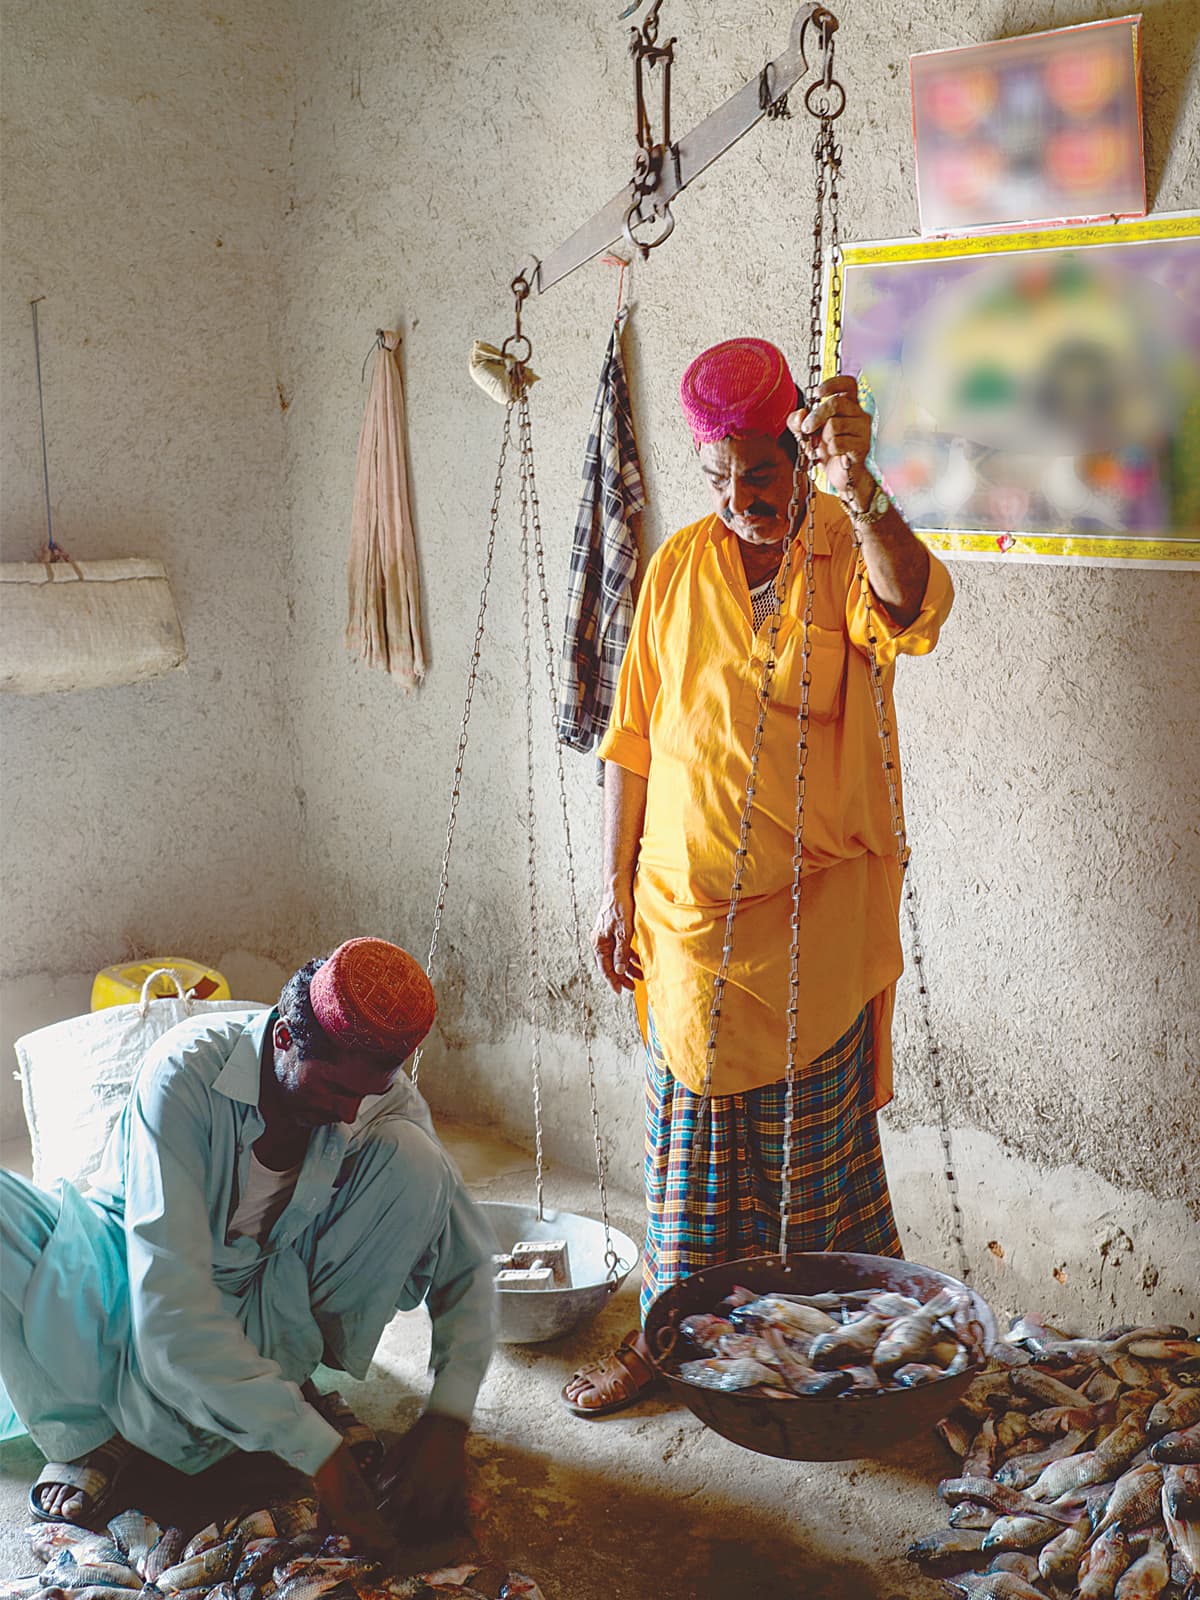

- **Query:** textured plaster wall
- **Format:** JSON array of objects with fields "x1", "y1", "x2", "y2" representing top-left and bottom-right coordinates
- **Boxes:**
[
  {"x1": 0, "y1": 0, "x2": 313, "y2": 1039},
  {"x1": 281, "y1": 0, "x2": 1198, "y2": 1320}
]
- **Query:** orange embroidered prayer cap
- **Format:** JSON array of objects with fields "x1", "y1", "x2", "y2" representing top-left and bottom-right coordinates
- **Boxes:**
[{"x1": 310, "y1": 937, "x2": 436, "y2": 1059}]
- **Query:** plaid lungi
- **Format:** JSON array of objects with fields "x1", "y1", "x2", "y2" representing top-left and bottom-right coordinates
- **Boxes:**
[{"x1": 641, "y1": 1004, "x2": 902, "y2": 1322}]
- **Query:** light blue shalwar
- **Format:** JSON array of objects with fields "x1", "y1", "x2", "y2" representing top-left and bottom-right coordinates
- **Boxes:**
[{"x1": 0, "y1": 1008, "x2": 496, "y2": 1477}]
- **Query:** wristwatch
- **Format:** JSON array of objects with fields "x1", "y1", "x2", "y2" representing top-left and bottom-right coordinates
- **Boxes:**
[{"x1": 845, "y1": 480, "x2": 890, "y2": 527}]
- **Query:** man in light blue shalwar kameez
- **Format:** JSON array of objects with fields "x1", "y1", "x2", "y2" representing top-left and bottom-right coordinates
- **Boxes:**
[{"x1": 0, "y1": 939, "x2": 496, "y2": 1556}]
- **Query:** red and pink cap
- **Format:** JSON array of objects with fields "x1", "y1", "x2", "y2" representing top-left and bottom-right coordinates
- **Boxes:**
[
  {"x1": 679, "y1": 338, "x2": 798, "y2": 446},
  {"x1": 310, "y1": 937, "x2": 436, "y2": 1059}
]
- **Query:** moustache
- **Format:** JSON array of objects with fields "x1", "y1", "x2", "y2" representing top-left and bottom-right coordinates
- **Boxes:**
[{"x1": 721, "y1": 505, "x2": 777, "y2": 524}]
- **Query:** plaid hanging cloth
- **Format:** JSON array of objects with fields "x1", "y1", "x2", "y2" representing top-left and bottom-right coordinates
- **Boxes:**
[
  {"x1": 346, "y1": 330, "x2": 427, "y2": 689},
  {"x1": 556, "y1": 308, "x2": 645, "y2": 758}
]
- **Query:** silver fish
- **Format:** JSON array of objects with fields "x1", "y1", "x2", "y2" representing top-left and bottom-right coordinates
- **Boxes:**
[
  {"x1": 271, "y1": 1501, "x2": 320, "y2": 1540},
  {"x1": 949, "y1": 1502, "x2": 998, "y2": 1530},
  {"x1": 1011, "y1": 1366, "x2": 1089, "y2": 1409},
  {"x1": 106, "y1": 1514, "x2": 161, "y2": 1575},
  {"x1": 232, "y1": 1537, "x2": 293, "y2": 1588},
  {"x1": 905, "y1": 1526, "x2": 989, "y2": 1570},
  {"x1": 937, "y1": 1413, "x2": 976, "y2": 1458},
  {"x1": 222, "y1": 1510, "x2": 278, "y2": 1542},
  {"x1": 872, "y1": 1289, "x2": 960, "y2": 1376},
  {"x1": 679, "y1": 1314, "x2": 734, "y2": 1348},
  {"x1": 995, "y1": 1429, "x2": 1094, "y2": 1489},
  {"x1": 27, "y1": 1530, "x2": 124, "y2": 1566},
  {"x1": 895, "y1": 1362, "x2": 944, "y2": 1387},
  {"x1": 1152, "y1": 1422, "x2": 1200, "y2": 1464},
  {"x1": 1162, "y1": 1466, "x2": 1200, "y2": 1577},
  {"x1": 181, "y1": 1524, "x2": 221, "y2": 1560},
  {"x1": 729, "y1": 1295, "x2": 838, "y2": 1338},
  {"x1": 986, "y1": 1553, "x2": 1042, "y2": 1580},
  {"x1": 941, "y1": 1572, "x2": 1046, "y2": 1598},
  {"x1": 1090, "y1": 1462, "x2": 1164, "y2": 1541},
  {"x1": 156, "y1": 1538, "x2": 242, "y2": 1592},
  {"x1": 939, "y1": 1475, "x2": 1081, "y2": 1527},
  {"x1": 981, "y1": 1512, "x2": 1065, "y2": 1551},
  {"x1": 1039, "y1": 1518, "x2": 1090, "y2": 1583},
  {"x1": 39, "y1": 1554, "x2": 141, "y2": 1590},
  {"x1": 964, "y1": 1418, "x2": 1000, "y2": 1478},
  {"x1": 1115, "y1": 1540, "x2": 1171, "y2": 1599},
  {"x1": 678, "y1": 1356, "x2": 781, "y2": 1391},
  {"x1": 1151, "y1": 1388, "x2": 1200, "y2": 1437},
  {"x1": 1028, "y1": 1448, "x2": 1108, "y2": 1500},
  {"x1": 143, "y1": 1529, "x2": 186, "y2": 1584},
  {"x1": 808, "y1": 1312, "x2": 891, "y2": 1369},
  {"x1": 1078, "y1": 1526, "x2": 1133, "y2": 1599},
  {"x1": 499, "y1": 1578, "x2": 547, "y2": 1600}
]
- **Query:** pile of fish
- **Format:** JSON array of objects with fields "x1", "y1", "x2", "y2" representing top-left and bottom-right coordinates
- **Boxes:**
[
  {"x1": 669, "y1": 1284, "x2": 988, "y2": 1397},
  {"x1": 905, "y1": 1314, "x2": 1200, "y2": 1597},
  {"x1": 1, "y1": 1501, "x2": 547, "y2": 1600}
]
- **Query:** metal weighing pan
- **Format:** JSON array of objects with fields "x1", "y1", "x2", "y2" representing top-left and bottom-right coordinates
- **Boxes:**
[
  {"x1": 481, "y1": 1200, "x2": 640, "y2": 1345},
  {"x1": 644, "y1": 1250, "x2": 995, "y2": 1461}
]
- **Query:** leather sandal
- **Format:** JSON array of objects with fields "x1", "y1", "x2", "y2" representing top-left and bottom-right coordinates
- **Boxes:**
[
  {"x1": 28, "y1": 1435, "x2": 133, "y2": 1524},
  {"x1": 560, "y1": 1330, "x2": 661, "y2": 1418}
]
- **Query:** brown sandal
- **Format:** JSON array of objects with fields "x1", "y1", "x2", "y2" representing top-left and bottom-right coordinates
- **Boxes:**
[{"x1": 560, "y1": 1331, "x2": 661, "y2": 1419}]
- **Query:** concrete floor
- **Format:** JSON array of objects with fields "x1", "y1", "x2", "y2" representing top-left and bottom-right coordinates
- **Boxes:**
[{"x1": 0, "y1": 1118, "x2": 958, "y2": 1598}]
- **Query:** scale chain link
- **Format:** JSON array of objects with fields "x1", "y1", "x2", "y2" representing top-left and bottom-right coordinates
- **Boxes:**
[
  {"x1": 517, "y1": 394, "x2": 547, "y2": 1221},
  {"x1": 819, "y1": 122, "x2": 970, "y2": 1284},
  {"x1": 519, "y1": 387, "x2": 623, "y2": 1282},
  {"x1": 413, "y1": 401, "x2": 514, "y2": 1085}
]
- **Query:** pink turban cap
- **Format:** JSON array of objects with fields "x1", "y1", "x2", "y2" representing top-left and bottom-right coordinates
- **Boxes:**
[
  {"x1": 310, "y1": 937, "x2": 436, "y2": 1058},
  {"x1": 679, "y1": 338, "x2": 798, "y2": 447}
]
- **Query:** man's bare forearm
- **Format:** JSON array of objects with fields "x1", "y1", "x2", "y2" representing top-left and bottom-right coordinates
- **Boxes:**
[
  {"x1": 841, "y1": 467, "x2": 930, "y2": 628},
  {"x1": 603, "y1": 763, "x2": 648, "y2": 891}
]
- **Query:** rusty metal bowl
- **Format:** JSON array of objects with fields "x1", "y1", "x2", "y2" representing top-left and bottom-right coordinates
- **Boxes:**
[{"x1": 644, "y1": 1251, "x2": 995, "y2": 1461}]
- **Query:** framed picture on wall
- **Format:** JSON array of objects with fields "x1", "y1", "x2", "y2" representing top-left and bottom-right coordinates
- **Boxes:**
[
  {"x1": 826, "y1": 213, "x2": 1200, "y2": 570},
  {"x1": 910, "y1": 15, "x2": 1146, "y2": 236}
]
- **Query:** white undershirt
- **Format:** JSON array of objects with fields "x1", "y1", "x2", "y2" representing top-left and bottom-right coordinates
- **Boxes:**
[
  {"x1": 229, "y1": 1152, "x2": 301, "y2": 1245},
  {"x1": 749, "y1": 575, "x2": 781, "y2": 633}
]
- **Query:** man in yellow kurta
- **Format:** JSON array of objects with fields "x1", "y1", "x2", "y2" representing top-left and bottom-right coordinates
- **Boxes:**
[{"x1": 562, "y1": 338, "x2": 954, "y2": 1416}]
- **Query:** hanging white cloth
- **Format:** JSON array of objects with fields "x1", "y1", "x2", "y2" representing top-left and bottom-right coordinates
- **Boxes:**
[{"x1": 346, "y1": 331, "x2": 426, "y2": 688}]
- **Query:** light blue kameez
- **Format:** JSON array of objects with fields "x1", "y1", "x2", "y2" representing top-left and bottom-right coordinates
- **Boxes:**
[{"x1": 0, "y1": 1008, "x2": 496, "y2": 1477}]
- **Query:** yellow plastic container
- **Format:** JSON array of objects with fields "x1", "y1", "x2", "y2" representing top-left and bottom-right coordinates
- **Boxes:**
[{"x1": 91, "y1": 958, "x2": 231, "y2": 1011}]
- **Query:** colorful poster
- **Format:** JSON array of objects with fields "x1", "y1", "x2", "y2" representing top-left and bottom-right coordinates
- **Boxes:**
[
  {"x1": 911, "y1": 16, "x2": 1145, "y2": 236},
  {"x1": 829, "y1": 215, "x2": 1200, "y2": 569}
]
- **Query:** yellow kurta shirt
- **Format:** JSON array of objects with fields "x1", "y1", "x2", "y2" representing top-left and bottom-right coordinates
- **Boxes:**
[{"x1": 598, "y1": 492, "x2": 954, "y2": 1104}]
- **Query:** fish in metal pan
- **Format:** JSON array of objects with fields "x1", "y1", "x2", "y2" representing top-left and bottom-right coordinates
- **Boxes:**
[{"x1": 728, "y1": 1294, "x2": 837, "y2": 1338}]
